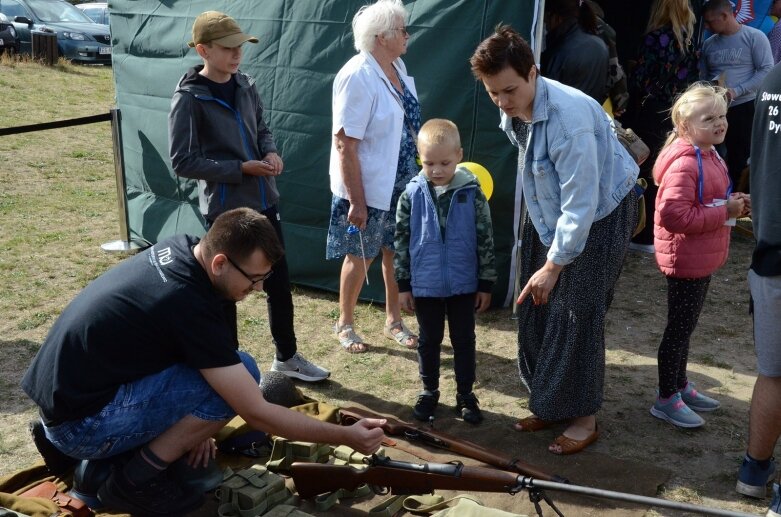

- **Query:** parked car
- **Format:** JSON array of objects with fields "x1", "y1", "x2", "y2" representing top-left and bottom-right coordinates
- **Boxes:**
[
  {"x1": 74, "y1": 2, "x2": 105, "y2": 25},
  {"x1": 0, "y1": 12, "x2": 19, "y2": 55},
  {"x1": 0, "y1": 0, "x2": 110, "y2": 64}
]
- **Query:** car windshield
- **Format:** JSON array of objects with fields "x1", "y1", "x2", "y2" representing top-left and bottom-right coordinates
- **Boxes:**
[{"x1": 27, "y1": 0, "x2": 93, "y2": 23}]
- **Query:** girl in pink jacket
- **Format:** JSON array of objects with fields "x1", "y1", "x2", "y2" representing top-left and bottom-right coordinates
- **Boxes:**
[{"x1": 650, "y1": 82, "x2": 749, "y2": 428}]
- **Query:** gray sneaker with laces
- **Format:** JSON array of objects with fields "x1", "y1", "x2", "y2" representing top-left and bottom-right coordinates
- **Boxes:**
[{"x1": 270, "y1": 352, "x2": 330, "y2": 382}]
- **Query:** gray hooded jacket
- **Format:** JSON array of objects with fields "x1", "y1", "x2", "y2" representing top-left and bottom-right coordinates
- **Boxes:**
[{"x1": 169, "y1": 65, "x2": 280, "y2": 222}]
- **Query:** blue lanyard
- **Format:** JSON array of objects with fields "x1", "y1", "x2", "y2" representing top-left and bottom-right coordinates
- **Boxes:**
[{"x1": 695, "y1": 146, "x2": 732, "y2": 205}]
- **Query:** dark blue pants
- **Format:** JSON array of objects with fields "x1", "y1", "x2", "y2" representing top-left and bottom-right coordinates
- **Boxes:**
[{"x1": 414, "y1": 293, "x2": 476, "y2": 395}]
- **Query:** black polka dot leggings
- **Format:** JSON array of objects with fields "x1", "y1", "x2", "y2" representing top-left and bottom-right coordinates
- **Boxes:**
[{"x1": 657, "y1": 275, "x2": 711, "y2": 399}]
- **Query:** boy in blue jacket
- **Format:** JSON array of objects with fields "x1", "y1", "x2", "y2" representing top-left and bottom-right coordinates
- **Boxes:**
[{"x1": 394, "y1": 119, "x2": 496, "y2": 424}]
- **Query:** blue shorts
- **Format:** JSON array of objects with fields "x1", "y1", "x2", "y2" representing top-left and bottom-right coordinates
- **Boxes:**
[
  {"x1": 43, "y1": 351, "x2": 261, "y2": 459},
  {"x1": 749, "y1": 269, "x2": 781, "y2": 377}
]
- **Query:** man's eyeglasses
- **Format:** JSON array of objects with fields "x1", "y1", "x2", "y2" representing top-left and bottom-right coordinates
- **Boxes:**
[
  {"x1": 390, "y1": 27, "x2": 409, "y2": 36},
  {"x1": 225, "y1": 255, "x2": 272, "y2": 288}
]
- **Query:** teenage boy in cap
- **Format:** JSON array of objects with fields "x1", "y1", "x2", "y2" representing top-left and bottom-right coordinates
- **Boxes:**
[{"x1": 168, "y1": 11, "x2": 329, "y2": 382}]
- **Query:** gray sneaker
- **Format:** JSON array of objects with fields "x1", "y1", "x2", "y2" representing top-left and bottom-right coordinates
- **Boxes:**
[
  {"x1": 680, "y1": 382, "x2": 720, "y2": 412},
  {"x1": 271, "y1": 352, "x2": 330, "y2": 382},
  {"x1": 650, "y1": 392, "x2": 704, "y2": 428}
]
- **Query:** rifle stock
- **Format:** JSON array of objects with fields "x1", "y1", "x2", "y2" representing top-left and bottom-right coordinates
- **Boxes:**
[
  {"x1": 339, "y1": 406, "x2": 567, "y2": 483},
  {"x1": 291, "y1": 455, "x2": 523, "y2": 498}
]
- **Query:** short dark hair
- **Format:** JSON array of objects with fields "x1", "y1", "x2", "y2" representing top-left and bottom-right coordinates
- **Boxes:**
[
  {"x1": 200, "y1": 207, "x2": 284, "y2": 265},
  {"x1": 702, "y1": 0, "x2": 733, "y2": 16},
  {"x1": 470, "y1": 25, "x2": 536, "y2": 80}
]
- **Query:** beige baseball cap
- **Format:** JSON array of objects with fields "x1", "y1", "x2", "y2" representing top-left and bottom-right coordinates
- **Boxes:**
[{"x1": 188, "y1": 11, "x2": 259, "y2": 48}]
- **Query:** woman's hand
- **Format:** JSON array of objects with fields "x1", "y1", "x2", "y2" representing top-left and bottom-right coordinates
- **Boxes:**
[
  {"x1": 517, "y1": 260, "x2": 564, "y2": 306},
  {"x1": 186, "y1": 438, "x2": 217, "y2": 468},
  {"x1": 347, "y1": 201, "x2": 368, "y2": 230}
]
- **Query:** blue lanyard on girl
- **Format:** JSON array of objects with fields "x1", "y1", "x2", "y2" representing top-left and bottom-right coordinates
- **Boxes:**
[{"x1": 695, "y1": 145, "x2": 732, "y2": 205}]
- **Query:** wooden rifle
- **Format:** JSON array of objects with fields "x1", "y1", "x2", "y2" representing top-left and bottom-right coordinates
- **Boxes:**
[
  {"x1": 291, "y1": 454, "x2": 533, "y2": 498},
  {"x1": 338, "y1": 405, "x2": 568, "y2": 483},
  {"x1": 291, "y1": 455, "x2": 760, "y2": 517}
]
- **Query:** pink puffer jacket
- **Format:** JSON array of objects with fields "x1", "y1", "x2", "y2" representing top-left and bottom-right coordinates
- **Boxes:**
[{"x1": 653, "y1": 139, "x2": 731, "y2": 279}]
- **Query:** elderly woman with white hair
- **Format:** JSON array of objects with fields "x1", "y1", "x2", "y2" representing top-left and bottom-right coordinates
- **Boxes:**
[{"x1": 326, "y1": 0, "x2": 419, "y2": 353}]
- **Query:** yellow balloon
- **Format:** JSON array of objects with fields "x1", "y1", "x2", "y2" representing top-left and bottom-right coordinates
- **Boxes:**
[{"x1": 459, "y1": 162, "x2": 494, "y2": 200}]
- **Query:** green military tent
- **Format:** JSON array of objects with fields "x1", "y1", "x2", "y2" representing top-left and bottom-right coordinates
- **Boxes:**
[{"x1": 110, "y1": 0, "x2": 544, "y2": 305}]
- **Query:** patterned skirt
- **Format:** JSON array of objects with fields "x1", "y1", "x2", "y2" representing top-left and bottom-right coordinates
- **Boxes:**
[
  {"x1": 326, "y1": 162, "x2": 418, "y2": 260},
  {"x1": 517, "y1": 191, "x2": 638, "y2": 421}
]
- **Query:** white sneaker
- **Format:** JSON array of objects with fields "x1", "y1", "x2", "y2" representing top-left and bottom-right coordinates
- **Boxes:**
[
  {"x1": 628, "y1": 242, "x2": 655, "y2": 254},
  {"x1": 270, "y1": 352, "x2": 330, "y2": 382}
]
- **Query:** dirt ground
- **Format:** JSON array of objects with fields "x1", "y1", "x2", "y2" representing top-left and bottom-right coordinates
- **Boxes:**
[{"x1": 0, "y1": 228, "x2": 773, "y2": 516}]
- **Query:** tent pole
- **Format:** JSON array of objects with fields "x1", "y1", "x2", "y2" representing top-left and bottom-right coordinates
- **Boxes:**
[
  {"x1": 101, "y1": 108, "x2": 144, "y2": 253},
  {"x1": 533, "y1": 0, "x2": 546, "y2": 63}
]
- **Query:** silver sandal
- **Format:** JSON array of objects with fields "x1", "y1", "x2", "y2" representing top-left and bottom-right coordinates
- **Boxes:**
[
  {"x1": 334, "y1": 323, "x2": 368, "y2": 353},
  {"x1": 383, "y1": 320, "x2": 418, "y2": 349}
]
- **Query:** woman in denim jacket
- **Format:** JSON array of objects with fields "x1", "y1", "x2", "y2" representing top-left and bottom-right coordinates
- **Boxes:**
[{"x1": 470, "y1": 26, "x2": 639, "y2": 455}]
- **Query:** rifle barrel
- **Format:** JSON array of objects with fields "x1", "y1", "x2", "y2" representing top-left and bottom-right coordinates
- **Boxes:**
[{"x1": 524, "y1": 478, "x2": 760, "y2": 517}]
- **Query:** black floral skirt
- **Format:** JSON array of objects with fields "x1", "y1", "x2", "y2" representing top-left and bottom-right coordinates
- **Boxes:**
[{"x1": 517, "y1": 191, "x2": 637, "y2": 421}]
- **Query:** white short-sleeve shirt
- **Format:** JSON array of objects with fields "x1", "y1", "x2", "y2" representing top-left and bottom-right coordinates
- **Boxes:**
[{"x1": 329, "y1": 51, "x2": 417, "y2": 211}]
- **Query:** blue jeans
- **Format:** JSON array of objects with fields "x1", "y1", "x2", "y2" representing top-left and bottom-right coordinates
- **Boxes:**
[{"x1": 43, "y1": 351, "x2": 260, "y2": 460}]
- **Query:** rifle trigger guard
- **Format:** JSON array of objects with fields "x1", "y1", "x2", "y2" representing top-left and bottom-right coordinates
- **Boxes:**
[{"x1": 370, "y1": 484, "x2": 389, "y2": 496}]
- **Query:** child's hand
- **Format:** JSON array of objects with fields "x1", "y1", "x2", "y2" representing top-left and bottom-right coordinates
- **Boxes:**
[
  {"x1": 399, "y1": 292, "x2": 415, "y2": 314},
  {"x1": 242, "y1": 160, "x2": 280, "y2": 177},
  {"x1": 261, "y1": 152, "x2": 284, "y2": 175},
  {"x1": 726, "y1": 197, "x2": 745, "y2": 219},
  {"x1": 474, "y1": 292, "x2": 491, "y2": 313},
  {"x1": 731, "y1": 193, "x2": 751, "y2": 217}
]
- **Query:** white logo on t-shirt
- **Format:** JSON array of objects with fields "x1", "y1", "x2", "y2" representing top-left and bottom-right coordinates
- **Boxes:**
[{"x1": 157, "y1": 247, "x2": 174, "y2": 266}]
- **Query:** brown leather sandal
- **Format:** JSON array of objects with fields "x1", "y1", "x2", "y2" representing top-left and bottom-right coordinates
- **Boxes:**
[
  {"x1": 513, "y1": 415, "x2": 557, "y2": 432},
  {"x1": 548, "y1": 425, "x2": 599, "y2": 455}
]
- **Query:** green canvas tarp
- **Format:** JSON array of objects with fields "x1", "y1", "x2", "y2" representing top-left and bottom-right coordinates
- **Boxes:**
[{"x1": 110, "y1": 0, "x2": 541, "y2": 305}]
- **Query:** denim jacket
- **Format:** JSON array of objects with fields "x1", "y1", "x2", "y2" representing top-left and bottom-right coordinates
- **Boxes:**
[{"x1": 501, "y1": 77, "x2": 638, "y2": 265}]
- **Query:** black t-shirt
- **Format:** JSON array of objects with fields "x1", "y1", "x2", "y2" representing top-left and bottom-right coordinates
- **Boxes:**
[
  {"x1": 196, "y1": 73, "x2": 237, "y2": 107},
  {"x1": 21, "y1": 235, "x2": 240, "y2": 425},
  {"x1": 750, "y1": 64, "x2": 781, "y2": 276}
]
